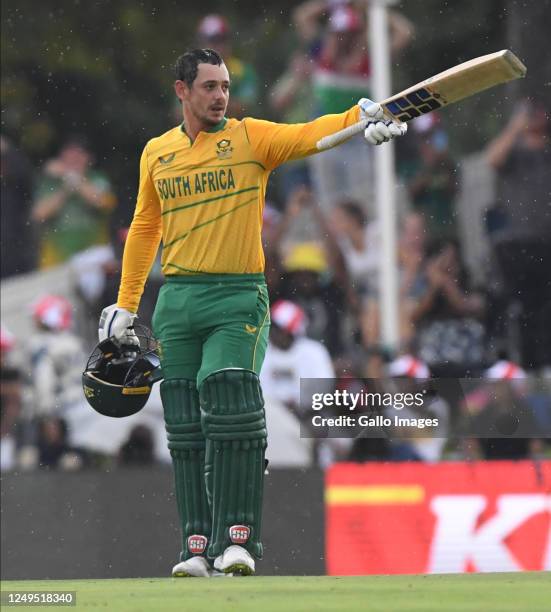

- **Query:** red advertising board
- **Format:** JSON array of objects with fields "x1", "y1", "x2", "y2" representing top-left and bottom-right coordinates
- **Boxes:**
[{"x1": 326, "y1": 461, "x2": 551, "y2": 575}]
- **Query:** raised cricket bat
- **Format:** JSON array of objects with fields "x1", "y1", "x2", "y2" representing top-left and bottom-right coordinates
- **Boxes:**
[{"x1": 316, "y1": 49, "x2": 527, "y2": 151}]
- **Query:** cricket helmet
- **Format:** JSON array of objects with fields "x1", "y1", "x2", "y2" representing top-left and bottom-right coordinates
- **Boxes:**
[
  {"x1": 271, "y1": 300, "x2": 307, "y2": 336},
  {"x1": 197, "y1": 14, "x2": 230, "y2": 40},
  {"x1": 33, "y1": 295, "x2": 73, "y2": 331},
  {"x1": 388, "y1": 354, "x2": 430, "y2": 379},
  {"x1": 328, "y1": 6, "x2": 362, "y2": 33},
  {"x1": 484, "y1": 359, "x2": 527, "y2": 393},
  {"x1": 82, "y1": 324, "x2": 162, "y2": 418}
]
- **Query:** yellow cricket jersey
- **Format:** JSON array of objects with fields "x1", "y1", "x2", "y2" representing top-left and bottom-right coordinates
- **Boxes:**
[{"x1": 117, "y1": 105, "x2": 360, "y2": 312}]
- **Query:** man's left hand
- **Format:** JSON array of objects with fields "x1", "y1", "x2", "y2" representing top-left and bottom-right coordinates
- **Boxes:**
[
  {"x1": 358, "y1": 98, "x2": 408, "y2": 145},
  {"x1": 98, "y1": 304, "x2": 139, "y2": 345}
]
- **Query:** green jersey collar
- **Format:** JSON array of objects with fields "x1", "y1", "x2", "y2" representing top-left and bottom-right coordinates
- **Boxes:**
[
  {"x1": 180, "y1": 117, "x2": 227, "y2": 137},
  {"x1": 206, "y1": 117, "x2": 227, "y2": 133}
]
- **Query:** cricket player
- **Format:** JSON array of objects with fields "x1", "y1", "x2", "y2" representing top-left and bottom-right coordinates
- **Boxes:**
[{"x1": 98, "y1": 48, "x2": 406, "y2": 577}]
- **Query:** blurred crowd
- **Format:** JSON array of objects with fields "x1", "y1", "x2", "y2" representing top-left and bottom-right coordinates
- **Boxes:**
[{"x1": 1, "y1": 1, "x2": 550, "y2": 472}]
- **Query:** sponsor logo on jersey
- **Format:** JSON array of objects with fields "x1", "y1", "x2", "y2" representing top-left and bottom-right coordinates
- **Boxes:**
[
  {"x1": 216, "y1": 139, "x2": 233, "y2": 160},
  {"x1": 229, "y1": 524, "x2": 250, "y2": 545},
  {"x1": 245, "y1": 324, "x2": 258, "y2": 334},
  {"x1": 159, "y1": 152, "x2": 176, "y2": 164},
  {"x1": 187, "y1": 534, "x2": 208, "y2": 555}
]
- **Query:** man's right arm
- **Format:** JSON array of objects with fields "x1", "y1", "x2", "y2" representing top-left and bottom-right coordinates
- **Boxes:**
[
  {"x1": 116, "y1": 144, "x2": 162, "y2": 313},
  {"x1": 244, "y1": 106, "x2": 361, "y2": 170},
  {"x1": 245, "y1": 101, "x2": 405, "y2": 170}
]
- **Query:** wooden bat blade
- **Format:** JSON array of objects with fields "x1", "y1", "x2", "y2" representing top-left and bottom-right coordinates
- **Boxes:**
[
  {"x1": 316, "y1": 50, "x2": 526, "y2": 151},
  {"x1": 382, "y1": 50, "x2": 527, "y2": 122}
]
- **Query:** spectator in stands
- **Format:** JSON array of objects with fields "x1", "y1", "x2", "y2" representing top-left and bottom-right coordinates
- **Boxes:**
[
  {"x1": 196, "y1": 14, "x2": 259, "y2": 118},
  {"x1": 260, "y1": 300, "x2": 346, "y2": 467},
  {"x1": 269, "y1": 51, "x2": 314, "y2": 197},
  {"x1": 27, "y1": 295, "x2": 85, "y2": 418},
  {"x1": 293, "y1": 0, "x2": 413, "y2": 212},
  {"x1": 485, "y1": 99, "x2": 551, "y2": 370},
  {"x1": 0, "y1": 135, "x2": 35, "y2": 277},
  {"x1": 361, "y1": 211, "x2": 428, "y2": 352},
  {"x1": 118, "y1": 424, "x2": 156, "y2": 466},
  {"x1": 331, "y1": 199, "x2": 379, "y2": 297},
  {"x1": 280, "y1": 242, "x2": 347, "y2": 355},
  {"x1": 463, "y1": 361, "x2": 542, "y2": 460},
  {"x1": 261, "y1": 300, "x2": 335, "y2": 415},
  {"x1": 341, "y1": 352, "x2": 392, "y2": 462},
  {"x1": 272, "y1": 187, "x2": 358, "y2": 352},
  {"x1": 70, "y1": 240, "x2": 118, "y2": 349},
  {"x1": 330, "y1": 198, "x2": 386, "y2": 351},
  {"x1": 398, "y1": 210, "x2": 429, "y2": 301},
  {"x1": 411, "y1": 239, "x2": 485, "y2": 376},
  {"x1": 406, "y1": 114, "x2": 458, "y2": 239},
  {"x1": 0, "y1": 326, "x2": 22, "y2": 472},
  {"x1": 36, "y1": 416, "x2": 84, "y2": 471},
  {"x1": 31, "y1": 136, "x2": 117, "y2": 269},
  {"x1": 384, "y1": 355, "x2": 450, "y2": 462},
  {"x1": 261, "y1": 204, "x2": 287, "y2": 303}
]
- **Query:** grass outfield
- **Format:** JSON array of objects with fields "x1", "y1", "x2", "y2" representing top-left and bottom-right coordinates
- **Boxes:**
[{"x1": 2, "y1": 574, "x2": 549, "y2": 611}]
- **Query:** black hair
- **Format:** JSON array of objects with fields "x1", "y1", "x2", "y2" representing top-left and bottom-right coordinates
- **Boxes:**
[
  {"x1": 61, "y1": 134, "x2": 91, "y2": 152},
  {"x1": 338, "y1": 199, "x2": 367, "y2": 227},
  {"x1": 174, "y1": 48, "x2": 224, "y2": 87}
]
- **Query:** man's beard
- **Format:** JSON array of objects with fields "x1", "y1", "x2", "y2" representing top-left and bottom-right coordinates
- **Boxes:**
[
  {"x1": 194, "y1": 104, "x2": 225, "y2": 126},
  {"x1": 203, "y1": 115, "x2": 221, "y2": 126}
]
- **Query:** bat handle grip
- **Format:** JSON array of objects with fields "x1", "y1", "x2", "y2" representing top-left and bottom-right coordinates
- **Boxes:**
[{"x1": 316, "y1": 119, "x2": 369, "y2": 151}]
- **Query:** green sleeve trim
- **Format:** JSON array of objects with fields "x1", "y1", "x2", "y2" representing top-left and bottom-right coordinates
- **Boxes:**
[
  {"x1": 162, "y1": 186, "x2": 259, "y2": 216},
  {"x1": 163, "y1": 195, "x2": 258, "y2": 248}
]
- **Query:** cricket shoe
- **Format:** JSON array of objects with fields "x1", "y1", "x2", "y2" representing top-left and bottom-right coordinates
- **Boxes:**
[
  {"x1": 172, "y1": 534, "x2": 211, "y2": 577},
  {"x1": 172, "y1": 556, "x2": 211, "y2": 578},
  {"x1": 213, "y1": 545, "x2": 255, "y2": 576}
]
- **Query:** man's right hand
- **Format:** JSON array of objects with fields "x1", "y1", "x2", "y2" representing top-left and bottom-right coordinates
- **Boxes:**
[
  {"x1": 98, "y1": 304, "x2": 139, "y2": 345},
  {"x1": 358, "y1": 98, "x2": 408, "y2": 145}
]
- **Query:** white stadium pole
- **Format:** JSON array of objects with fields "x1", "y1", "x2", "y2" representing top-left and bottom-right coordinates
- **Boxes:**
[{"x1": 368, "y1": 0, "x2": 399, "y2": 351}]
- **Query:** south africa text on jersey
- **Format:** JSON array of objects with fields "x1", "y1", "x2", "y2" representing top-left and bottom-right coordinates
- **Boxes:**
[{"x1": 156, "y1": 168, "x2": 236, "y2": 200}]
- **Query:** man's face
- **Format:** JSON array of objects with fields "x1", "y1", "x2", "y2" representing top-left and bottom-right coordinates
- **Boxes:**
[
  {"x1": 269, "y1": 325, "x2": 294, "y2": 350},
  {"x1": 401, "y1": 212, "x2": 426, "y2": 251},
  {"x1": 289, "y1": 270, "x2": 320, "y2": 297},
  {"x1": 176, "y1": 62, "x2": 230, "y2": 126},
  {"x1": 60, "y1": 144, "x2": 91, "y2": 173},
  {"x1": 332, "y1": 30, "x2": 360, "y2": 53}
]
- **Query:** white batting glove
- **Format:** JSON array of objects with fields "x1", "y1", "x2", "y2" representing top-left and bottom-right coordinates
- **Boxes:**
[
  {"x1": 98, "y1": 304, "x2": 139, "y2": 345},
  {"x1": 358, "y1": 98, "x2": 407, "y2": 146}
]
